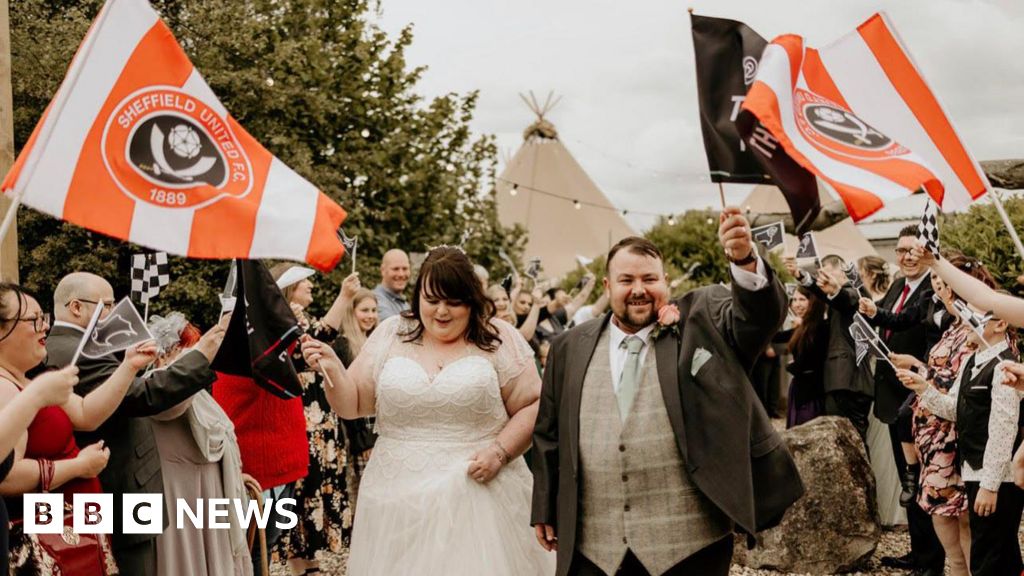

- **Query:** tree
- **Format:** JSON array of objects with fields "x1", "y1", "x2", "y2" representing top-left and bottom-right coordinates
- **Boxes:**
[
  {"x1": 11, "y1": 0, "x2": 525, "y2": 325},
  {"x1": 941, "y1": 195, "x2": 1024, "y2": 295}
]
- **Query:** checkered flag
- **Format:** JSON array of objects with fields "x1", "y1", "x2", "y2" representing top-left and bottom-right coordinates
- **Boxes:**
[
  {"x1": 917, "y1": 200, "x2": 940, "y2": 258},
  {"x1": 130, "y1": 252, "x2": 170, "y2": 305}
]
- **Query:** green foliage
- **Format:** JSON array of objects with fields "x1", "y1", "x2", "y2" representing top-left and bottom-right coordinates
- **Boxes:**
[
  {"x1": 11, "y1": 0, "x2": 525, "y2": 326},
  {"x1": 645, "y1": 210, "x2": 732, "y2": 294},
  {"x1": 941, "y1": 195, "x2": 1024, "y2": 295}
]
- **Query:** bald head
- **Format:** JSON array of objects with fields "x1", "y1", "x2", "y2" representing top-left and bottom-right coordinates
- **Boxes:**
[
  {"x1": 54, "y1": 272, "x2": 115, "y2": 327},
  {"x1": 380, "y1": 249, "x2": 410, "y2": 293}
]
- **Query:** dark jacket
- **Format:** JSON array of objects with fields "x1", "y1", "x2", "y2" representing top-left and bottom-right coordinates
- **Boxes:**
[
  {"x1": 804, "y1": 282, "x2": 875, "y2": 397},
  {"x1": 531, "y1": 267, "x2": 804, "y2": 576},
  {"x1": 867, "y1": 275, "x2": 935, "y2": 423},
  {"x1": 784, "y1": 321, "x2": 830, "y2": 406},
  {"x1": 46, "y1": 324, "x2": 215, "y2": 550}
]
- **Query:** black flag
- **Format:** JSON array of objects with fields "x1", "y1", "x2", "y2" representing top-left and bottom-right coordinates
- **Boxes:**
[
  {"x1": 751, "y1": 221, "x2": 785, "y2": 251},
  {"x1": 691, "y1": 13, "x2": 820, "y2": 233},
  {"x1": 211, "y1": 260, "x2": 303, "y2": 399}
]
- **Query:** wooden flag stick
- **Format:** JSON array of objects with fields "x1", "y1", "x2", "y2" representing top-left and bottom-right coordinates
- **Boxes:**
[{"x1": 717, "y1": 182, "x2": 727, "y2": 208}]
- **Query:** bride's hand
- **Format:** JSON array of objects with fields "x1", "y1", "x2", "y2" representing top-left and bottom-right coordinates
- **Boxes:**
[
  {"x1": 467, "y1": 445, "x2": 505, "y2": 484},
  {"x1": 300, "y1": 335, "x2": 342, "y2": 373}
]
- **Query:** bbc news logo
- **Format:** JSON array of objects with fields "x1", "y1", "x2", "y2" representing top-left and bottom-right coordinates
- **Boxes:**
[{"x1": 23, "y1": 494, "x2": 298, "y2": 534}]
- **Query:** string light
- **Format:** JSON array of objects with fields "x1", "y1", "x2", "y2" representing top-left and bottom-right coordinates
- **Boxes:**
[{"x1": 497, "y1": 177, "x2": 679, "y2": 219}]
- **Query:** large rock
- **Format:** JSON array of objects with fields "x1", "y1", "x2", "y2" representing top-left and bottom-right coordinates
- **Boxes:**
[{"x1": 734, "y1": 416, "x2": 881, "y2": 574}]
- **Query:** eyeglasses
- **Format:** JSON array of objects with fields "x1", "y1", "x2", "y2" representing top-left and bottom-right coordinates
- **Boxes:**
[
  {"x1": 7, "y1": 312, "x2": 50, "y2": 333},
  {"x1": 66, "y1": 298, "x2": 115, "y2": 312},
  {"x1": 894, "y1": 248, "x2": 913, "y2": 257}
]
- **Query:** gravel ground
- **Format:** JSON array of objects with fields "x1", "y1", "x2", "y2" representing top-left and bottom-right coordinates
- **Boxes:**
[{"x1": 269, "y1": 527, "x2": 917, "y2": 575}]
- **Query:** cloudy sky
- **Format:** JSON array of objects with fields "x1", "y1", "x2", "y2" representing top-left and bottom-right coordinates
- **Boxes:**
[{"x1": 375, "y1": 0, "x2": 1024, "y2": 232}]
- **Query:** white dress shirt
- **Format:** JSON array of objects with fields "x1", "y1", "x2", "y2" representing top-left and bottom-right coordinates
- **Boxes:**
[
  {"x1": 920, "y1": 340, "x2": 1022, "y2": 490},
  {"x1": 606, "y1": 257, "x2": 770, "y2": 394}
]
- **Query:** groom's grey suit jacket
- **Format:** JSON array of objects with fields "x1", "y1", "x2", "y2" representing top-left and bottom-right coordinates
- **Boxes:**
[{"x1": 531, "y1": 265, "x2": 805, "y2": 576}]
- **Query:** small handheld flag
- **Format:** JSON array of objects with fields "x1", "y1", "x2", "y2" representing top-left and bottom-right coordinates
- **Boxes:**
[
  {"x1": 130, "y1": 251, "x2": 170, "y2": 315},
  {"x1": 338, "y1": 229, "x2": 358, "y2": 274},
  {"x1": 918, "y1": 200, "x2": 941, "y2": 258},
  {"x1": 850, "y1": 313, "x2": 896, "y2": 369},
  {"x1": 71, "y1": 298, "x2": 153, "y2": 365},
  {"x1": 525, "y1": 258, "x2": 542, "y2": 280},
  {"x1": 751, "y1": 221, "x2": 786, "y2": 251},
  {"x1": 842, "y1": 261, "x2": 864, "y2": 292},
  {"x1": 953, "y1": 299, "x2": 993, "y2": 349}
]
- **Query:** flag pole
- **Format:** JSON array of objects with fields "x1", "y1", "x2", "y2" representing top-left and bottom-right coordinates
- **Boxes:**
[
  {"x1": 143, "y1": 299, "x2": 150, "y2": 324},
  {"x1": 717, "y1": 182, "x2": 726, "y2": 208},
  {"x1": 989, "y1": 190, "x2": 1024, "y2": 262}
]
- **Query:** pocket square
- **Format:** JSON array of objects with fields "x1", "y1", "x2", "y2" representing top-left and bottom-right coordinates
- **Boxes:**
[{"x1": 691, "y1": 347, "x2": 713, "y2": 377}]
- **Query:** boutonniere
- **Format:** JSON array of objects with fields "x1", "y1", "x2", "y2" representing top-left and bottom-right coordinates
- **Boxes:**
[{"x1": 652, "y1": 304, "x2": 681, "y2": 339}]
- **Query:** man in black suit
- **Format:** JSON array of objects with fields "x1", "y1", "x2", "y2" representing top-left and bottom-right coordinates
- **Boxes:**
[
  {"x1": 532, "y1": 208, "x2": 803, "y2": 576},
  {"x1": 45, "y1": 272, "x2": 225, "y2": 575},
  {"x1": 787, "y1": 255, "x2": 874, "y2": 441},
  {"x1": 862, "y1": 226, "x2": 944, "y2": 576}
]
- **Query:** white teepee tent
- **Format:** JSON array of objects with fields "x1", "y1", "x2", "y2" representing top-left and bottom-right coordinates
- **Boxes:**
[{"x1": 496, "y1": 93, "x2": 635, "y2": 278}]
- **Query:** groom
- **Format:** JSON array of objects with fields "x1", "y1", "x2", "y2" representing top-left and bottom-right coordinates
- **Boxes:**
[{"x1": 532, "y1": 207, "x2": 804, "y2": 576}]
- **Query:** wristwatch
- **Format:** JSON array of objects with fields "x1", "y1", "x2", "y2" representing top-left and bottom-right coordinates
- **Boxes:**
[{"x1": 727, "y1": 249, "x2": 757, "y2": 266}]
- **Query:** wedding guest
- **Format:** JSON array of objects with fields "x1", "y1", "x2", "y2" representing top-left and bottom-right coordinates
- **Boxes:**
[
  {"x1": 374, "y1": 249, "x2": 411, "y2": 321},
  {"x1": 46, "y1": 272, "x2": 223, "y2": 574},
  {"x1": 334, "y1": 273, "x2": 379, "y2": 502},
  {"x1": 0, "y1": 321, "x2": 77, "y2": 569},
  {"x1": 474, "y1": 264, "x2": 490, "y2": 291},
  {"x1": 781, "y1": 286, "x2": 828, "y2": 428},
  {"x1": 0, "y1": 281, "x2": 158, "y2": 511},
  {"x1": 149, "y1": 313, "x2": 253, "y2": 576},
  {"x1": 486, "y1": 284, "x2": 517, "y2": 325},
  {"x1": 269, "y1": 264, "x2": 354, "y2": 576},
  {"x1": 899, "y1": 305, "x2": 1023, "y2": 576},
  {"x1": 858, "y1": 255, "x2": 892, "y2": 301},
  {"x1": 887, "y1": 255, "x2": 996, "y2": 576},
  {"x1": 866, "y1": 227, "x2": 945, "y2": 574}
]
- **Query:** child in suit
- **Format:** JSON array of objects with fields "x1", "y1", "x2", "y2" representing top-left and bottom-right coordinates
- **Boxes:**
[{"x1": 899, "y1": 308, "x2": 1024, "y2": 576}]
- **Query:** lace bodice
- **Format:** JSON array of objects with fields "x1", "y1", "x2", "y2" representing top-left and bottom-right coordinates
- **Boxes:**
[{"x1": 363, "y1": 316, "x2": 535, "y2": 444}]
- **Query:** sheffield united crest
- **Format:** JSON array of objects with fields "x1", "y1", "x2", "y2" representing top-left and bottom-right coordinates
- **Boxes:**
[{"x1": 102, "y1": 86, "x2": 253, "y2": 208}]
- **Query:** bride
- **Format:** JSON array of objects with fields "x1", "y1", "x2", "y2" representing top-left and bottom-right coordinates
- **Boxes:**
[{"x1": 300, "y1": 246, "x2": 555, "y2": 575}]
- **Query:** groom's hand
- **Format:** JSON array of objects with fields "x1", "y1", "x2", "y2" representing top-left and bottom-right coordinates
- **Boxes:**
[
  {"x1": 719, "y1": 206, "x2": 756, "y2": 272},
  {"x1": 534, "y1": 523, "x2": 558, "y2": 552}
]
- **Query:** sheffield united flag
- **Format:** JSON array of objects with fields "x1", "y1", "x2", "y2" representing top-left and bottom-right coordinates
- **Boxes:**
[
  {"x1": 2, "y1": 0, "x2": 347, "y2": 271},
  {"x1": 741, "y1": 13, "x2": 989, "y2": 221}
]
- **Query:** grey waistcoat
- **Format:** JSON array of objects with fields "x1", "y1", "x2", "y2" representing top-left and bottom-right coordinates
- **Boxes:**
[{"x1": 577, "y1": 328, "x2": 730, "y2": 576}]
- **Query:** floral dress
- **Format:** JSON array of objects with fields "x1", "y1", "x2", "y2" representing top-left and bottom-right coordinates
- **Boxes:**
[
  {"x1": 913, "y1": 322, "x2": 975, "y2": 516},
  {"x1": 276, "y1": 318, "x2": 354, "y2": 561}
]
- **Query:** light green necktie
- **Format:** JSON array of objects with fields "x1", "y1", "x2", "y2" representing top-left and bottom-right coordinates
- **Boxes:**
[{"x1": 617, "y1": 335, "x2": 644, "y2": 421}]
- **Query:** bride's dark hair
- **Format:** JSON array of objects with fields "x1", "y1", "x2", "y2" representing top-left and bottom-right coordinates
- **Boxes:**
[{"x1": 400, "y1": 246, "x2": 501, "y2": 352}]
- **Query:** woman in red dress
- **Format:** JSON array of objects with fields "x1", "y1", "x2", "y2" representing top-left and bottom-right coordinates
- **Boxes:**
[{"x1": 0, "y1": 283, "x2": 155, "y2": 514}]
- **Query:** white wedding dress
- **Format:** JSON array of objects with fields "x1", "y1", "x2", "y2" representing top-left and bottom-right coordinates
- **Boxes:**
[{"x1": 346, "y1": 316, "x2": 556, "y2": 575}]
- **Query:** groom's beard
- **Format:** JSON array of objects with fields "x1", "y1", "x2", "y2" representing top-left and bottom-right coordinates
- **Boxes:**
[{"x1": 614, "y1": 295, "x2": 657, "y2": 332}]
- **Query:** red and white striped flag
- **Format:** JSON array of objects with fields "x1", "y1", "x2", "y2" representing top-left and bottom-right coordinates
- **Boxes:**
[
  {"x1": 2, "y1": 0, "x2": 347, "y2": 271},
  {"x1": 742, "y1": 13, "x2": 989, "y2": 221}
]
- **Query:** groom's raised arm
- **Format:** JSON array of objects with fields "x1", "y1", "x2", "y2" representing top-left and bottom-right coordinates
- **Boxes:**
[
  {"x1": 531, "y1": 331, "x2": 564, "y2": 528},
  {"x1": 720, "y1": 260, "x2": 787, "y2": 370}
]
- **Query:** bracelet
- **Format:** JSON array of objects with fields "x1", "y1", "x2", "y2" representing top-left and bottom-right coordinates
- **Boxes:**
[
  {"x1": 727, "y1": 249, "x2": 757, "y2": 266},
  {"x1": 37, "y1": 458, "x2": 54, "y2": 493},
  {"x1": 493, "y1": 441, "x2": 513, "y2": 465}
]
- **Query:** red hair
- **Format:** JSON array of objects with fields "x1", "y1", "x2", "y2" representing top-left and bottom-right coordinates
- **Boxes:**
[{"x1": 179, "y1": 323, "x2": 202, "y2": 349}]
